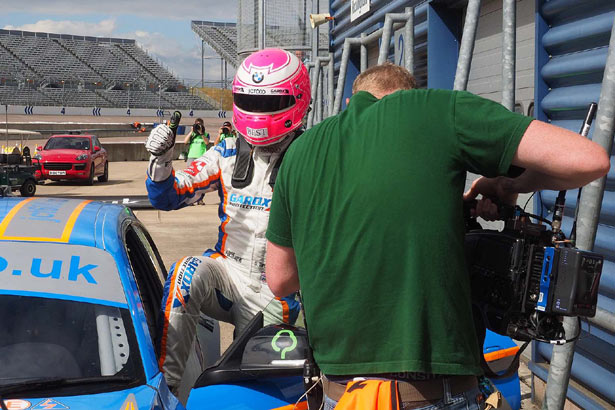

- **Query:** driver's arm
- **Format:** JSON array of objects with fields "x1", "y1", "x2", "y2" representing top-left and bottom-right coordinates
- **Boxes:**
[
  {"x1": 146, "y1": 140, "x2": 227, "y2": 210},
  {"x1": 266, "y1": 241, "x2": 299, "y2": 297}
]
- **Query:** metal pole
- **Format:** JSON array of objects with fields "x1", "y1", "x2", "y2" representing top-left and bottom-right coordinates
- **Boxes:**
[
  {"x1": 316, "y1": 69, "x2": 323, "y2": 123},
  {"x1": 328, "y1": 54, "x2": 334, "y2": 117},
  {"x1": 543, "y1": 17, "x2": 615, "y2": 410},
  {"x1": 502, "y1": 0, "x2": 516, "y2": 111},
  {"x1": 453, "y1": 0, "x2": 482, "y2": 91},
  {"x1": 201, "y1": 40, "x2": 205, "y2": 88},
  {"x1": 312, "y1": 0, "x2": 319, "y2": 60},
  {"x1": 5, "y1": 105, "x2": 8, "y2": 151},
  {"x1": 258, "y1": 0, "x2": 265, "y2": 49},
  {"x1": 405, "y1": 7, "x2": 414, "y2": 74},
  {"x1": 224, "y1": 61, "x2": 228, "y2": 89},
  {"x1": 307, "y1": 61, "x2": 321, "y2": 128},
  {"x1": 360, "y1": 33, "x2": 367, "y2": 72},
  {"x1": 333, "y1": 38, "x2": 355, "y2": 115},
  {"x1": 378, "y1": 15, "x2": 394, "y2": 64}
]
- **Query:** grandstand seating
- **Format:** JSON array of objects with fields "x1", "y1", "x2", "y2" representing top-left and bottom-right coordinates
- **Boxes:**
[
  {"x1": 0, "y1": 29, "x2": 214, "y2": 110},
  {"x1": 191, "y1": 21, "x2": 238, "y2": 67}
]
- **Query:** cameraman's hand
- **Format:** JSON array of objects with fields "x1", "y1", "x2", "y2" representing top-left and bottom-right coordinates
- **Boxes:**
[
  {"x1": 145, "y1": 124, "x2": 175, "y2": 156},
  {"x1": 463, "y1": 176, "x2": 518, "y2": 221}
]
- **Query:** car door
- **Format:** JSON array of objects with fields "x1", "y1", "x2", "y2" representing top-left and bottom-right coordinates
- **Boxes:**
[
  {"x1": 123, "y1": 221, "x2": 186, "y2": 409},
  {"x1": 91, "y1": 136, "x2": 104, "y2": 174}
]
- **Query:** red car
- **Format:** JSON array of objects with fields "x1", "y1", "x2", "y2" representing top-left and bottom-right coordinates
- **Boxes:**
[{"x1": 34, "y1": 134, "x2": 109, "y2": 185}]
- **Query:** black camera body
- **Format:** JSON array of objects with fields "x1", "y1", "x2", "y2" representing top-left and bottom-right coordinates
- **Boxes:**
[{"x1": 465, "y1": 207, "x2": 603, "y2": 342}]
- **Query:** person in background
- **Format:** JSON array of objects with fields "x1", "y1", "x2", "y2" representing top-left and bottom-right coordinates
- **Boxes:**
[
  {"x1": 183, "y1": 119, "x2": 209, "y2": 166},
  {"x1": 214, "y1": 120, "x2": 235, "y2": 145}
]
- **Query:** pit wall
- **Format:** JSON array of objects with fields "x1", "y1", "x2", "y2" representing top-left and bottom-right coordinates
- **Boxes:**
[{"x1": 4, "y1": 105, "x2": 231, "y2": 120}]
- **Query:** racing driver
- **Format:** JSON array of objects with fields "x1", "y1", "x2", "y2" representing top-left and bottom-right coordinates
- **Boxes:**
[{"x1": 144, "y1": 48, "x2": 311, "y2": 391}]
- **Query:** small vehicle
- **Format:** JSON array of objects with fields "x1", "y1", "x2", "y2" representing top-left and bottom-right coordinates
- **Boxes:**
[
  {"x1": 0, "y1": 152, "x2": 37, "y2": 197},
  {"x1": 34, "y1": 134, "x2": 108, "y2": 185}
]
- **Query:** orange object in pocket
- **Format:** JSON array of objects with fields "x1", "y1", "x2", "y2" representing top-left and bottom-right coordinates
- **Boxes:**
[{"x1": 334, "y1": 379, "x2": 402, "y2": 410}]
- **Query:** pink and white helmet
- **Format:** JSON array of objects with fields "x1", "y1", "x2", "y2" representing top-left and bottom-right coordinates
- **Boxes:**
[{"x1": 232, "y1": 48, "x2": 311, "y2": 146}]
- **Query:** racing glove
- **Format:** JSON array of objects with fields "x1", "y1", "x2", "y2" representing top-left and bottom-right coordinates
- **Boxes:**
[
  {"x1": 146, "y1": 124, "x2": 175, "y2": 182},
  {"x1": 145, "y1": 124, "x2": 175, "y2": 156}
]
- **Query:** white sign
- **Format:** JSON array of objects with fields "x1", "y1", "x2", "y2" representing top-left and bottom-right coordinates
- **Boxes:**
[{"x1": 351, "y1": 0, "x2": 370, "y2": 22}]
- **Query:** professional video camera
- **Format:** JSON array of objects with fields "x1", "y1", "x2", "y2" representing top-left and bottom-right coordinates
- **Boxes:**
[
  {"x1": 465, "y1": 203, "x2": 603, "y2": 344},
  {"x1": 465, "y1": 103, "x2": 603, "y2": 346}
]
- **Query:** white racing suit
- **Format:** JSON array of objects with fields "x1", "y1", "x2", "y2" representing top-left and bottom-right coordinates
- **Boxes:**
[{"x1": 146, "y1": 135, "x2": 300, "y2": 388}]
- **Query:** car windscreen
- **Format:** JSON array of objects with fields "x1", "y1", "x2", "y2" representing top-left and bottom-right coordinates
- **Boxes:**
[
  {"x1": 0, "y1": 295, "x2": 144, "y2": 389},
  {"x1": 44, "y1": 137, "x2": 90, "y2": 150}
]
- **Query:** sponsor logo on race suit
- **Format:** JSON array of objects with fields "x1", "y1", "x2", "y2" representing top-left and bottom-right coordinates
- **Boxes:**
[
  {"x1": 228, "y1": 193, "x2": 272, "y2": 211},
  {"x1": 172, "y1": 257, "x2": 202, "y2": 309}
]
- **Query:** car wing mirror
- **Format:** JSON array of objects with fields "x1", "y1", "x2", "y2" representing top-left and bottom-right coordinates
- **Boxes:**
[
  {"x1": 240, "y1": 324, "x2": 309, "y2": 371},
  {"x1": 94, "y1": 146, "x2": 101, "y2": 152},
  {"x1": 37, "y1": 146, "x2": 43, "y2": 151}
]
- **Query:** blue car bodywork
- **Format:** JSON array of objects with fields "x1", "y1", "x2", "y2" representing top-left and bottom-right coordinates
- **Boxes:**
[
  {"x1": 0, "y1": 197, "x2": 181, "y2": 409},
  {"x1": 0, "y1": 197, "x2": 521, "y2": 409}
]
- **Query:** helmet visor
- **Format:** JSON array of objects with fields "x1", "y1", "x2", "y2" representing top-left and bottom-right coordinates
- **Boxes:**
[{"x1": 234, "y1": 93, "x2": 296, "y2": 113}]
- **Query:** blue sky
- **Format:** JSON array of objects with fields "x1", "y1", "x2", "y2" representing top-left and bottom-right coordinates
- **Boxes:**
[{"x1": 0, "y1": 0, "x2": 238, "y2": 85}]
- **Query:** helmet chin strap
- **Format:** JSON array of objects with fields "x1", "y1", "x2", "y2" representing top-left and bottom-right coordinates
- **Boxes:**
[{"x1": 231, "y1": 129, "x2": 303, "y2": 189}]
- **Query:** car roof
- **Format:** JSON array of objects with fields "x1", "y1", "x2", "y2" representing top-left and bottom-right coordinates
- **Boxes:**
[
  {"x1": 48, "y1": 134, "x2": 94, "y2": 139},
  {"x1": 0, "y1": 197, "x2": 134, "y2": 307},
  {"x1": 0, "y1": 197, "x2": 126, "y2": 247}
]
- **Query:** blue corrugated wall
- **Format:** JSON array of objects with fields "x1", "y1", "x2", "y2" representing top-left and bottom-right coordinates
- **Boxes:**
[{"x1": 533, "y1": 0, "x2": 615, "y2": 407}]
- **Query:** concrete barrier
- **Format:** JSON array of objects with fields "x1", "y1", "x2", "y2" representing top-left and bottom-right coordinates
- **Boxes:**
[{"x1": 104, "y1": 142, "x2": 214, "y2": 162}]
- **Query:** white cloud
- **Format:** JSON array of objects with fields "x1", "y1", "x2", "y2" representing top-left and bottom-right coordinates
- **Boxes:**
[
  {"x1": 3, "y1": 18, "x2": 117, "y2": 37},
  {"x1": 0, "y1": 0, "x2": 237, "y2": 21}
]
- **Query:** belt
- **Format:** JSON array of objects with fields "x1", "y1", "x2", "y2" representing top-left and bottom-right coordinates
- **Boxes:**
[{"x1": 322, "y1": 375, "x2": 478, "y2": 403}]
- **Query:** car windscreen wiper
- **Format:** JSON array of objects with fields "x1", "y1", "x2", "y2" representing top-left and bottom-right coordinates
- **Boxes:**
[{"x1": 0, "y1": 375, "x2": 133, "y2": 397}]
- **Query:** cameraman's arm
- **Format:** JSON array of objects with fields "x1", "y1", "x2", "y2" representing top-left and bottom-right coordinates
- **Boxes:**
[
  {"x1": 512, "y1": 120, "x2": 610, "y2": 186},
  {"x1": 465, "y1": 121, "x2": 610, "y2": 202}
]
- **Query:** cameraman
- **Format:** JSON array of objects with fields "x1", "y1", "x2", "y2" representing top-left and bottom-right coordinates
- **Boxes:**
[
  {"x1": 183, "y1": 119, "x2": 210, "y2": 166},
  {"x1": 265, "y1": 63, "x2": 610, "y2": 409},
  {"x1": 214, "y1": 121, "x2": 235, "y2": 145}
]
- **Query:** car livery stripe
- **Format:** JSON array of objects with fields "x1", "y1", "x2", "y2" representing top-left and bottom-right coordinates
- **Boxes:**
[
  {"x1": 0, "y1": 197, "x2": 35, "y2": 236},
  {"x1": 0, "y1": 289, "x2": 128, "y2": 308},
  {"x1": 159, "y1": 259, "x2": 183, "y2": 370},
  {"x1": 483, "y1": 346, "x2": 520, "y2": 362},
  {"x1": 0, "y1": 198, "x2": 91, "y2": 242},
  {"x1": 270, "y1": 401, "x2": 308, "y2": 410}
]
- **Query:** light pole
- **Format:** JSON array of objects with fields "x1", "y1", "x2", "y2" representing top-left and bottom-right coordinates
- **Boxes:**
[
  {"x1": 126, "y1": 82, "x2": 130, "y2": 109},
  {"x1": 60, "y1": 80, "x2": 65, "y2": 106},
  {"x1": 158, "y1": 84, "x2": 161, "y2": 113}
]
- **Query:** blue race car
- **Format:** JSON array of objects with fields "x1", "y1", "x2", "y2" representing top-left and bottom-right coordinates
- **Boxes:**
[
  {"x1": 0, "y1": 197, "x2": 188, "y2": 409},
  {"x1": 0, "y1": 197, "x2": 520, "y2": 410}
]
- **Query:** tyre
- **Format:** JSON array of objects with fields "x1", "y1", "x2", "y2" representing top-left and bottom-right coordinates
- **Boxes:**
[
  {"x1": 20, "y1": 179, "x2": 36, "y2": 197},
  {"x1": 98, "y1": 161, "x2": 109, "y2": 182},
  {"x1": 86, "y1": 164, "x2": 95, "y2": 185}
]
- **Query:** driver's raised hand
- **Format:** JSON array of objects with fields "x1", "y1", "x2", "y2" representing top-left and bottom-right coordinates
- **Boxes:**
[{"x1": 145, "y1": 124, "x2": 175, "y2": 156}]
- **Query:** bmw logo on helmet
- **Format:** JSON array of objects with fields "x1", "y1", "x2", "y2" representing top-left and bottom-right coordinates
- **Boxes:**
[{"x1": 252, "y1": 72, "x2": 264, "y2": 83}]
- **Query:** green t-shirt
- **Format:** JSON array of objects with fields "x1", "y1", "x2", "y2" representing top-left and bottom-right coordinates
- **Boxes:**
[
  {"x1": 266, "y1": 89, "x2": 533, "y2": 376},
  {"x1": 187, "y1": 132, "x2": 209, "y2": 158}
]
